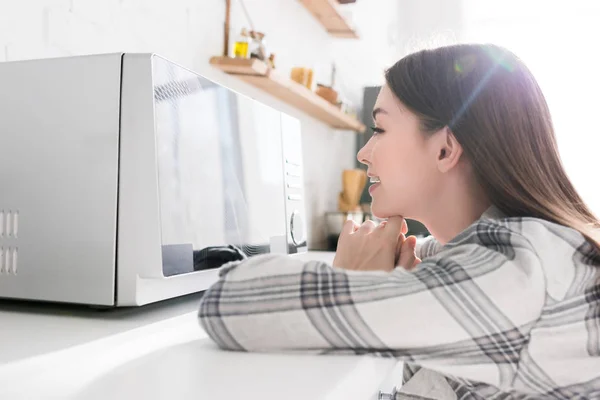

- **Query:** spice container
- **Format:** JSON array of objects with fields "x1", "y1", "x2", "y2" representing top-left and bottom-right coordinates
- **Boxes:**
[
  {"x1": 290, "y1": 67, "x2": 314, "y2": 90},
  {"x1": 249, "y1": 31, "x2": 268, "y2": 61},
  {"x1": 233, "y1": 28, "x2": 249, "y2": 58}
]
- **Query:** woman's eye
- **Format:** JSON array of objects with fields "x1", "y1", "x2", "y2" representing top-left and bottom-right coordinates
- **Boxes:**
[{"x1": 370, "y1": 126, "x2": 385, "y2": 135}]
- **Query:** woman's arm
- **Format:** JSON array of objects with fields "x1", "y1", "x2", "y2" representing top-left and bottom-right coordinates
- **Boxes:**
[{"x1": 198, "y1": 221, "x2": 545, "y2": 387}]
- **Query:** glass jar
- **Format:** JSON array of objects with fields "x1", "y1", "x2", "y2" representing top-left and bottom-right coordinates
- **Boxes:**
[
  {"x1": 249, "y1": 31, "x2": 267, "y2": 61},
  {"x1": 233, "y1": 28, "x2": 249, "y2": 58}
]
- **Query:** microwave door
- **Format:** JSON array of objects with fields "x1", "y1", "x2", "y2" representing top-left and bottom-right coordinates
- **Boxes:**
[{"x1": 152, "y1": 57, "x2": 287, "y2": 277}]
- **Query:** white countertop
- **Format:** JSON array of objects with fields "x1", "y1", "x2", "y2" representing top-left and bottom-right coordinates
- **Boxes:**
[{"x1": 0, "y1": 251, "x2": 404, "y2": 400}]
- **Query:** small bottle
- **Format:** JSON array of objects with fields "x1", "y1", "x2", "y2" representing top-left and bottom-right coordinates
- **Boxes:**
[
  {"x1": 268, "y1": 53, "x2": 276, "y2": 69},
  {"x1": 249, "y1": 31, "x2": 267, "y2": 61},
  {"x1": 233, "y1": 28, "x2": 249, "y2": 58}
]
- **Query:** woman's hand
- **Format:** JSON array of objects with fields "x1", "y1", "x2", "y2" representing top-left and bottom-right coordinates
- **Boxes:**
[
  {"x1": 333, "y1": 216, "x2": 421, "y2": 272},
  {"x1": 395, "y1": 232, "x2": 422, "y2": 270}
]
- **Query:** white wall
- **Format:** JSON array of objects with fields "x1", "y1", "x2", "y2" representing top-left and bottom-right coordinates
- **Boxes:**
[
  {"x1": 462, "y1": 0, "x2": 600, "y2": 215},
  {"x1": 0, "y1": 0, "x2": 474, "y2": 247},
  {"x1": 394, "y1": 0, "x2": 465, "y2": 54},
  {"x1": 0, "y1": 0, "x2": 404, "y2": 248}
]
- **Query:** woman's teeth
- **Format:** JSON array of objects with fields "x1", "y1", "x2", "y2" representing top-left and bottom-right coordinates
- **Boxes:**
[{"x1": 370, "y1": 177, "x2": 380, "y2": 183}]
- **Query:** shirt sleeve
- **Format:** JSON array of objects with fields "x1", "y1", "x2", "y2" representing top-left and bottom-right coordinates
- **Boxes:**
[
  {"x1": 198, "y1": 221, "x2": 546, "y2": 387},
  {"x1": 415, "y1": 235, "x2": 443, "y2": 260}
]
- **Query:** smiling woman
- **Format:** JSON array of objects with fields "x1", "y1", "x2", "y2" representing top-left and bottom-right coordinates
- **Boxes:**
[
  {"x1": 357, "y1": 84, "x2": 486, "y2": 241},
  {"x1": 198, "y1": 44, "x2": 600, "y2": 400}
]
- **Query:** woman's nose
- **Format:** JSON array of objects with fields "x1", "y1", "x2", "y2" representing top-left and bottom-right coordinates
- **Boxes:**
[{"x1": 357, "y1": 143, "x2": 371, "y2": 166}]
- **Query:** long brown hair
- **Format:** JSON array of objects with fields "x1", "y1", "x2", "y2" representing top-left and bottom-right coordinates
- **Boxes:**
[{"x1": 385, "y1": 44, "x2": 600, "y2": 252}]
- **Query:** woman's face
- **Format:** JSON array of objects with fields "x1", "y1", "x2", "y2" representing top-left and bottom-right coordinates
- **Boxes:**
[{"x1": 357, "y1": 84, "x2": 441, "y2": 220}]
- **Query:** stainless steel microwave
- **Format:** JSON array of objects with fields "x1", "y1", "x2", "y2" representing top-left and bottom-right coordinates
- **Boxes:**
[{"x1": 0, "y1": 53, "x2": 307, "y2": 306}]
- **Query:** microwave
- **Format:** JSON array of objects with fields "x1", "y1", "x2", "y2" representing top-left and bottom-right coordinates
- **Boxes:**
[{"x1": 0, "y1": 53, "x2": 307, "y2": 307}]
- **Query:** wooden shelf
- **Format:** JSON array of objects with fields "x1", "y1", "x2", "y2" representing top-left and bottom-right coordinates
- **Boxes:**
[
  {"x1": 299, "y1": 0, "x2": 359, "y2": 39},
  {"x1": 210, "y1": 57, "x2": 366, "y2": 132}
]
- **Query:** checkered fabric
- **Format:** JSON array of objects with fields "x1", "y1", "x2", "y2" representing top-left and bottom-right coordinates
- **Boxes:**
[{"x1": 198, "y1": 208, "x2": 600, "y2": 399}]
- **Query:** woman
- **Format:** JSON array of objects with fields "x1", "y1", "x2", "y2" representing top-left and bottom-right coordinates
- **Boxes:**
[{"x1": 198, "y1": 44, "x2": 600, "y2": 399}]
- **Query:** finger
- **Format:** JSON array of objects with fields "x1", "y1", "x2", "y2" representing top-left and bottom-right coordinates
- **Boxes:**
[
  {"x1": 406, "y1": 235, "x2": 418, "y2": 253},
  {"x1": 401, "y1": 219, "x2": 408, "y2": 235},
  {"x1": 341, "y1": 219, "x2": 359, "y2": 236},
  {"x1": 395, "y1": 233, "x2": 406, "y2": 265},
  {"x1": 357, "y1": 220, "x2": 377, "y2": 234},
  {"x1": 408, "y1": 236, "x2": 420, "y2": 269},
  {"x1": 383, "y1": 216, "x2": 406, "y2": 239},
  {"x1": 398, "y1": 235, "x2": 417, "y2": 269},
  {"x1": 406, "y1": 235, "x2": 421, "y2": 270}
]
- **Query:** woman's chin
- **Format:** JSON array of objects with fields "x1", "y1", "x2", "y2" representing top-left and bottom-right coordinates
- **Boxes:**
[
  {"x1": 370, "y1": 198, "x2": 412, "y2": 219},
  {"x1": 370, "y1": 202, "x2": 398, "y2": 220}
]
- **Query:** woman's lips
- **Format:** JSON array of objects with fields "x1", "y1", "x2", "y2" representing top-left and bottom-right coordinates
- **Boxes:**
[{"x1": 368, "y1": 183, "x2": 380, "y2": 194}]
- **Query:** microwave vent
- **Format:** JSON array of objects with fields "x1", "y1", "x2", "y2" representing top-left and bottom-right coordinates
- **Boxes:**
[
  {"x1": 0, "y1": 246, "x2": 18, "y2": 275},
  {"x1": 0, "y1": 210, "x2": 18, "y2": 238}
]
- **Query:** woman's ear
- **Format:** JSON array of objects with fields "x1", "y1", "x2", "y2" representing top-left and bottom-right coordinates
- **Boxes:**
[{"x1": 437, "y1": 127, "x2": 463, "y2": 173}]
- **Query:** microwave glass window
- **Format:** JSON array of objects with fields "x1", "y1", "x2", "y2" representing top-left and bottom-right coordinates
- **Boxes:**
[{"x1": 152, "y1": 57, "x2": 286, "y2": 276}]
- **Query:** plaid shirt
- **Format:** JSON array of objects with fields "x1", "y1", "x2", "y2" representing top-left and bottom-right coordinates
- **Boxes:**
[{"x1": 198, "y1": 208, "x2": 600, "y2": 399}]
